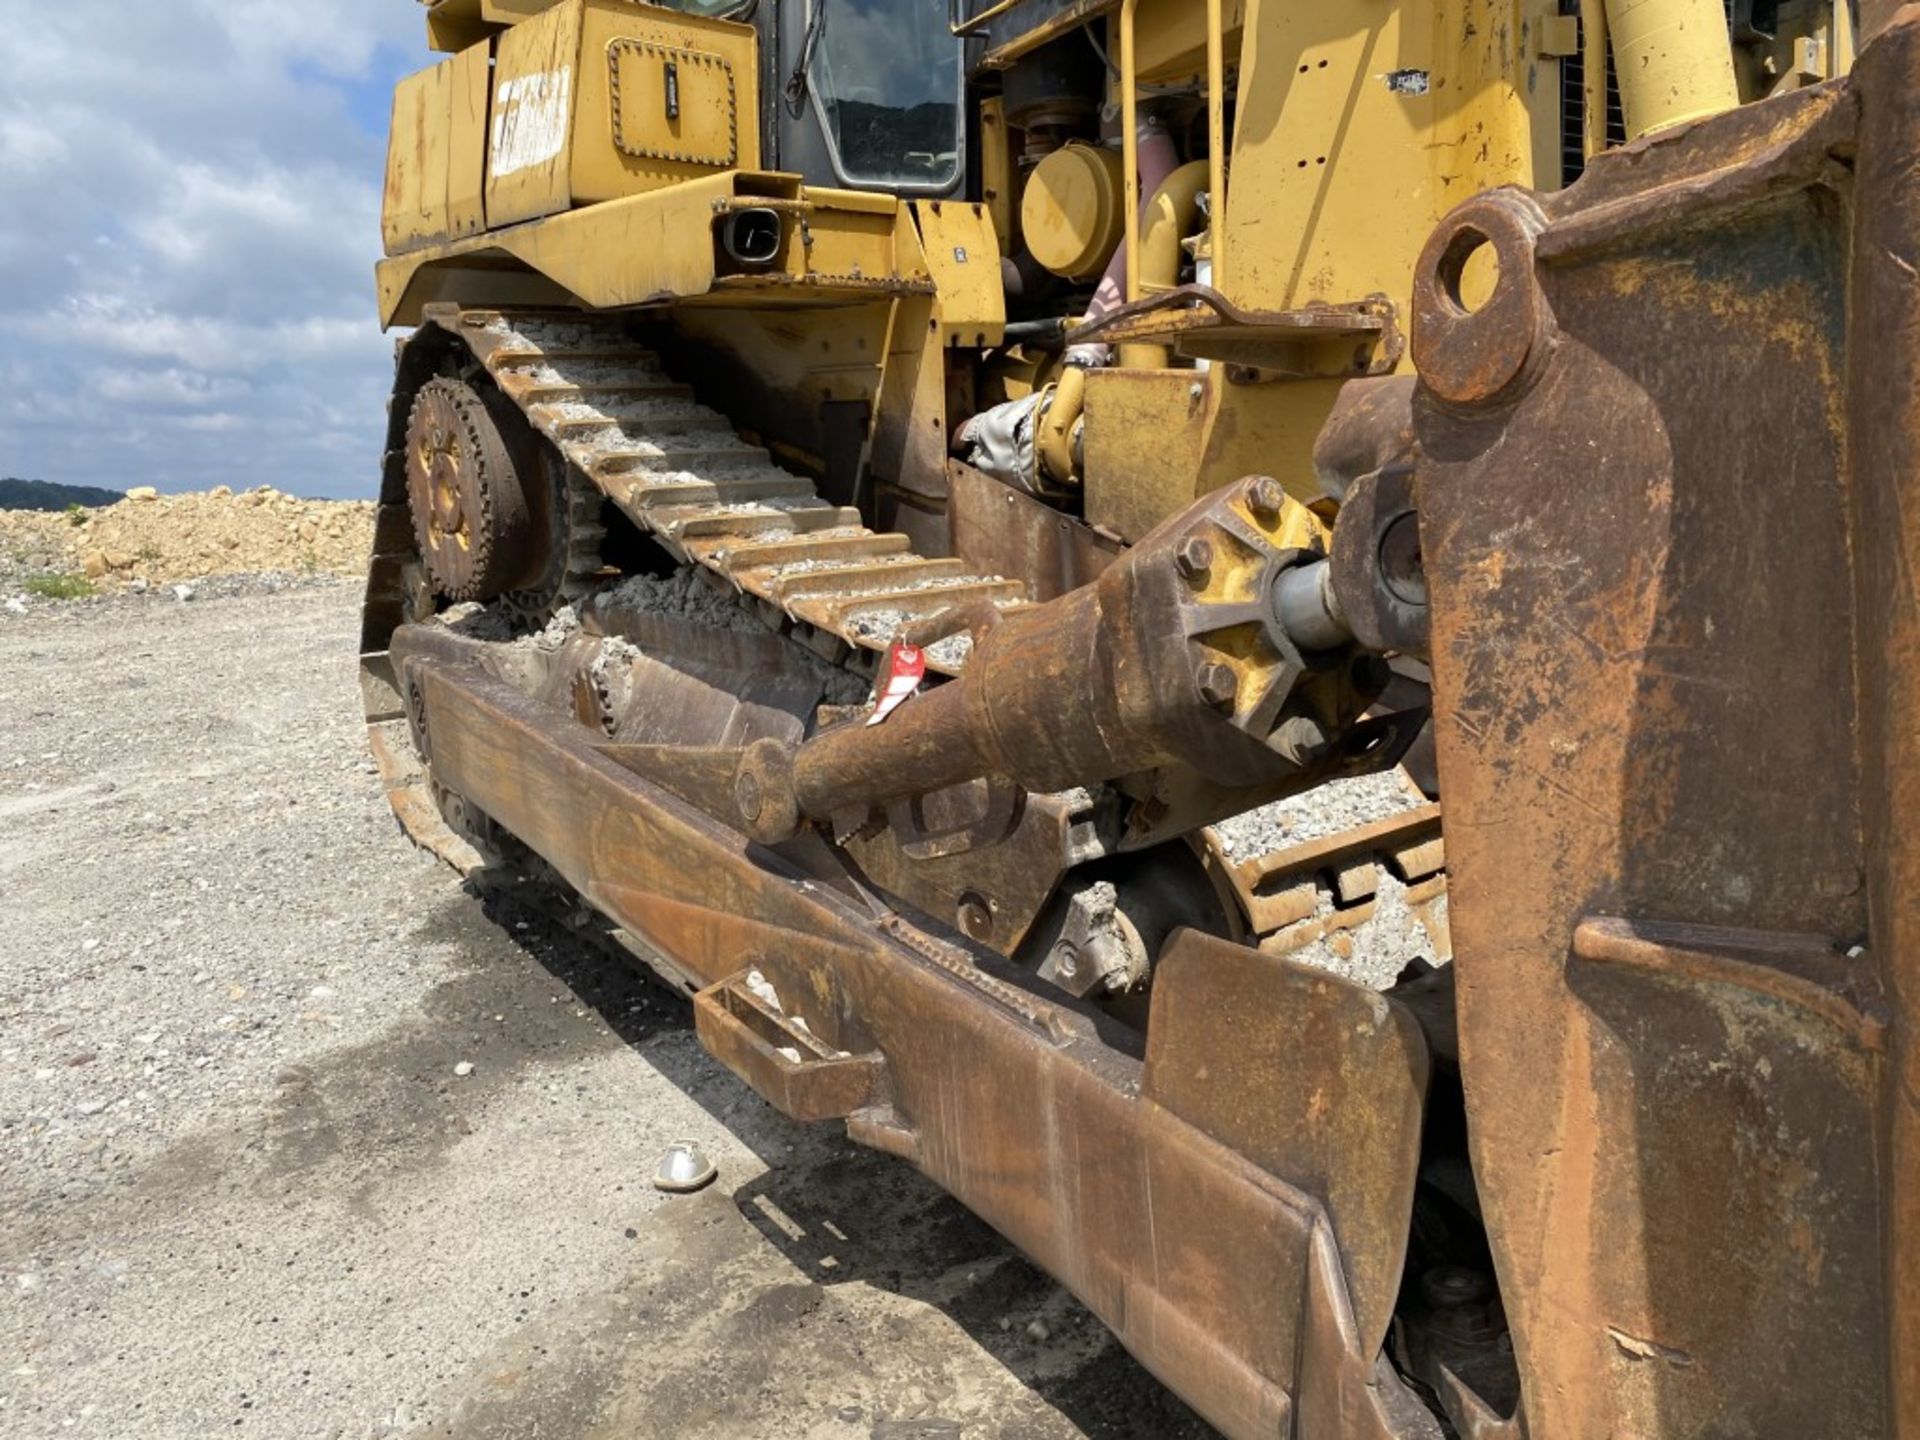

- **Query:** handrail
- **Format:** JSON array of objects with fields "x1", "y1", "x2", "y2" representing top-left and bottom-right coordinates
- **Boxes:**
[
  {"x1": 1580, "y1": 0, "x2": 1609, "y2": 158},
  {"x1": 1121, "y1": 0, "x2": 1141, "y2": 300},
  {"x1": 948, "y1": 0, "x2": 1027, "y2": 38},
  {"x1": 1206, "y1": 0, "x2": 1225, "y2": 294}
]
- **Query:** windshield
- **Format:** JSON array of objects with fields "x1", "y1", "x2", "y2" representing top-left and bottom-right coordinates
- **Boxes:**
[{"x1": 808, "y1": 0, "x2": 962, "y2": 188}]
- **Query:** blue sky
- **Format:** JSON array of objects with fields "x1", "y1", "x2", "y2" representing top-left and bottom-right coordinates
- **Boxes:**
[{"x1": 0, "y1": 3, "x2": 433, "y2": 499}]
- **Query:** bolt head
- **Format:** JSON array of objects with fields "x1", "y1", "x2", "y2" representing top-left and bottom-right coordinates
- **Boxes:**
[
  {"x1": 734, "y1": 770, "x2": 763, "y2": 822},
  {"x1": 1246, "y1": 476, "x2": 1285, "y2": 520},
  {"x1": 1174, "y1": 534, "x2": 1215, "y2": 582},
  {"x1": 1196, "y1": 661, "x2": 1238, "y2": 709},
  {"x1": 1270, "y1": 714, "x2": 1330, "y2": 764}
]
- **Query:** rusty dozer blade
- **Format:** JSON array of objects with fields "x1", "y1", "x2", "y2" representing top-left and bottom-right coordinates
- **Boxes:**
[{"x1": 1387, "y1": 12, "x2": 1920, "y2": 1436}]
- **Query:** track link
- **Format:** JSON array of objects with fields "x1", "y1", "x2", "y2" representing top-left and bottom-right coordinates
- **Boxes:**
[{"x1": 445, "y1": 305, "x2": 1027, "y2": 675}]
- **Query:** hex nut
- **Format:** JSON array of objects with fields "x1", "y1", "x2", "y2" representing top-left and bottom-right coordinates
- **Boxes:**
[
  {"x1": 1174, "y1": 535, "x2": 1215, "y2": 583},
  {"x1": 1197, "y1": 661, "x2": 1239, "y2": 709},
  {"x1": 1270, "y1": 714, "x2": 1331, "y2": 764},
  {"x1": 1246, "y1": 476, "x2": 1285, "y2": 521}
]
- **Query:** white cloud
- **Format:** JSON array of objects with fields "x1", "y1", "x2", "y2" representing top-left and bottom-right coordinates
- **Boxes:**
[
  {"x1": 0, "y1": 0, "x2": 422, "y2": 497},
  {"x1": 86, "y1": 366, "x2": 249, "y2": 408}
]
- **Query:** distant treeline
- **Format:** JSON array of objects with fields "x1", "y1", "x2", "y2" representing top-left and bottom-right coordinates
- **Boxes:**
[{"x1": 0, "y1": 478, "x2": 125, "y2": 511}]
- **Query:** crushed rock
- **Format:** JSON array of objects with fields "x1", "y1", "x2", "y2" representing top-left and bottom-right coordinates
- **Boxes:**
[
  {"x1": 845, "y1": 606, "x2": 911, "y2": 644},
  {"x1": 437, "y1": 601, "x2": 515, "y2": 642},
  {"x1": 482, "y1": 315, "x2": 613, "y2": 350},
  {"x1": 594, "y1": 570, "x2": 871, "y2": 707},
  {"x1": 600, "y1": 569, "x2": 764, "y2": 635},
  {"x1": 1213, "y1": 768, "x2": 1446, "y2": 991},
  {"x1": 925, "y1": 632, "x2": 975, "y2": 670},
  {"x1": 1278, "y1": 871, "x2": 1449, "y2": 991},
  {"x1": 0, "y1": 487, "x2": 374, "y2": 591},
  {"x1": 1212, "y1": 770, "x2": 1425, "y2": 859},
  {"x1": 505, "y1": 358, "x2": 658, "y2": 387},
  {"x1": 526, "y1": 605, "x2": 583, "y2": 652}
]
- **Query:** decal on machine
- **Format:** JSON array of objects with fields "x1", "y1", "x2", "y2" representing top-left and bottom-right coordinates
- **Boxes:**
[
  {"x1": 866, "y1": 642, "x2": 926, "y2": 726},
  {"x1": 491, "y1": 68, "x2": 573, "y2": 177}
]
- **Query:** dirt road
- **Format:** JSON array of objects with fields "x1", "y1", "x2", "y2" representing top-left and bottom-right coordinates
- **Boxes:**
[{"x1": 0, "y1": 581, "x2": 1212, "y2": 1440}]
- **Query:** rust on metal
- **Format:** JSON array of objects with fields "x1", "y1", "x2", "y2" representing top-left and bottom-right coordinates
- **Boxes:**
[
  {"x1": 947, "y1": 457, "x2": 1121, "y2": 602},
  {"x1": 393, "y1": 649, "x2": 1440, "y2": 1439},
  {"x1": 756, "y1": 476, "x2": 1410, "y2": 839},
  {"x1": 1205, "y1": 803, "x2": 1448, "y2": 952},
  {"x1": 349, "y1": 11, "x2": 1920, "y2": 1435},
  {"x1": 1065, "y1": 282, "x2": 1403, "y2": 376},
  {"x1": 692, "y1": 970, "x2": 886, "y2": 1121},
  {"x1": 1413, "y1": 19, "x2": 1920, "y2": 1433}
]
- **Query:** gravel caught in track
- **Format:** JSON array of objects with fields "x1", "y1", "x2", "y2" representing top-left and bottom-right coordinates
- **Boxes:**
[{"x1": 0, "y1": 580, "x2": 1214, "y2": 1440}]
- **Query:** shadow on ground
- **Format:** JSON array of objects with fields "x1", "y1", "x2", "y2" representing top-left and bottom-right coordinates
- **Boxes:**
[{"x1": 430, "y1": 884, "x2": 1219, "y2": 1440}]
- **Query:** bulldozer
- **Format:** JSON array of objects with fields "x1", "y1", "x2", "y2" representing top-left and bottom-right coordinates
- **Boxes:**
[{"x1": 365, "y1": 0, "x2": 1919, "y2": 1431}]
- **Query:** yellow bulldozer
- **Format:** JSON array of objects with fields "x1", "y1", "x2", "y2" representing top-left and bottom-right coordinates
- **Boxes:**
[{"x1": 364, "y1": 0, "x2": 1918, "y2": 1431}]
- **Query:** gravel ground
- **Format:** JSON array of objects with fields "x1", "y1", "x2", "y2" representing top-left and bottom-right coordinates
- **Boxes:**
[{"x1": 0, "y1": 581, "x2": 1213, "y2": 1440}]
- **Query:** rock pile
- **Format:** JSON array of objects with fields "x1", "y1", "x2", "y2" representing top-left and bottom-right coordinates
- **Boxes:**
[{"x1": 0, "y1": 486, "x2": 377, "y2": 590}]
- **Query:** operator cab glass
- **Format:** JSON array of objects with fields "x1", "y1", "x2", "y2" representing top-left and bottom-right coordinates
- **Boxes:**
[{"x1": 806, "y1": 0, "x2": 962, "y2": 189}]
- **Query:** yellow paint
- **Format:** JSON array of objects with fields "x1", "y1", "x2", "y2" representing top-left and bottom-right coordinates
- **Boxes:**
[
  {"x1": 484, "y1": 1, "x2": 577, "y2": 226},
  {"x1": 1205, "y1": 0, "x2": 1227, "y2": 292},
  {"x1": 1118, "y1": 160, "x2": 1209, "y2": 369},
  {"x1": 482, "y1": 0, "x2": 557, "y2": 22},
  {"x1": 1134, "y1": 0, "x2": 1246, "y2": 82},
  {"x1": 664, "y1": 299, "x2": 897, "y2": 465},
  {"x1": 425, "y1": 0, "x2": 492, "y2": 54},
  {"x1": 484, "y1": 0, "x2": 760, "y2": 229},
  {"x1": 1533, "y1": 0, "x2": 1580, "y2": 56},
  {"x1": 1087, "y1": 0, "x2": 1564, "y2": 534},
  {"x1": 1021, "y1": 142, "x2": 1126, "y2": 281},
  {"x1": 1083, "y1": 370, "x2": 1345, "y2": 544},
  {"x1": 869, "y1": 295, "x2": 955, "y2": 531},
  {"x1": 377, "y1": 175, "x2": 926, "y2": 327},
  {"x1": 1220, "y1": 0, "x2": 1548, "y2": 320},
  {"x1": 1605, "y1": 0, "x2": 1739, "y2": 137},
  {"x1": 1120, "y1": 0, "x2": 1142, "y2": 299},
  {"x1": 914, "y1": 202, "x2": 1007, "y2": 347},
  {"x1": 1582, "y1": 0, "x2": 1611, "y2": 158},
  {"x1": 382, "y1": 58, "x2": 455, "y2": 253},
  {"x1": 447, "y1": 41, "x2": 492, "y2": 239},
  {"x1": 1830, "y1": 0, "x2": 1855, "y2": 75},
  {"x1": 1037, "y1": 364, "x2": 1088, "y2": 486},
  {"x1": 978, "y1": 97, "x2": 1018, "y2": 257},
  {"x1": 608, "y1": 39, "x2": 739, "y2": 169},
  {"x1": 426, "y1": 0, "x2": 566, "y2": 53}
]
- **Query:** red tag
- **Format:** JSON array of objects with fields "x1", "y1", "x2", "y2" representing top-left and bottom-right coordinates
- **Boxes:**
[{"x1": 867, "y1": 642, "x2": 926, "y2": 726}]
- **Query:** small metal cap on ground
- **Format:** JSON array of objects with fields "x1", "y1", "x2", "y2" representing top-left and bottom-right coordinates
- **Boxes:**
[{"x1": 653, "y1": 1141, "x2": 717, "y2": 1194}]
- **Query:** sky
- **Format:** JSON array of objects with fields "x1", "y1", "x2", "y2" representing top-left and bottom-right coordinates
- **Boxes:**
[{"x1": 0, "y1": 1, "x2": 430, "y2": 499}]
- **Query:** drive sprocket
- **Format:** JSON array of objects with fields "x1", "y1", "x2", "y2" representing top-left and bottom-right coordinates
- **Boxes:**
[{"x1": 404, "y1": 377, "x2": 537, "y2": 602}]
